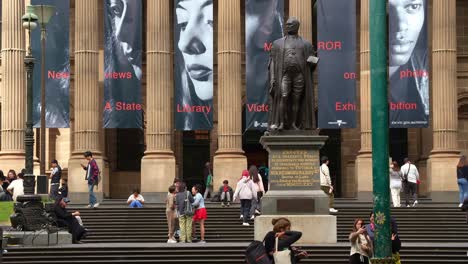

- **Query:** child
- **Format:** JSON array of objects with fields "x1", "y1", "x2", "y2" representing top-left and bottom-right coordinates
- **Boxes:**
[
  {"x1": 127, "y1": 189, "x2": 145, "y2": 208},
  {"x1": 192, "y1": 184, "x2": 207, "y2": 243},
  {"x1": 166, "y1": 185, "x2": 177, "y2": 243},
  {"x1": 58, "y1": 178, "x2": 68, "y2": 198},
  {"x1": 218, "y1": 180, "x2": 233, "y2": 207}
]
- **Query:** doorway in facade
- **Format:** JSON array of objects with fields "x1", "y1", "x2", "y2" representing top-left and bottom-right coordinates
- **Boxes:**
[
  {"x1": 319, "y1": 129, "x2": 342, "y2": 197},
  {"x1": 390, "y1": 128, "x2": 408, "y2": 166},
  {"x1": 182, "y1": 131, "x2": 210, "y2": 190}
]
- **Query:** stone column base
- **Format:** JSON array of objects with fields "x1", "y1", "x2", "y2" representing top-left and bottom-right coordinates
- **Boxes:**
[
  {"x1": 68, "y1": 156, "x2": 105, "y2": 204},
  {"x1": 355, "y1": 153, "x2": 373, "y2": 200},
  {"x1": 213, "y1": 153, "x2": 247, "y2": 190},
  {"x1": 254, "y1": 215, "x2": 337, "y2": 244},
  {"x1": 428, "y1": 153, "x2": 460, "y2": 202},
  {"x1": 141, "y1": 154, "x2": 176, "y2": 203}
]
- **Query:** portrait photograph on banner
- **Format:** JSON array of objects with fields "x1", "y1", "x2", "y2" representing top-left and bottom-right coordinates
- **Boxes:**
[
  {"x1": 31, "y1": 0, "x2": 70, "y2": 128},
  {"x1": 317, "y1": 0, "x2": 357, "y2": 128},
  {"x1": 174, "y1": 0, "x2": 214, "y2": 131},
  {"x1": 103, "y1": 0, "x2": 143, "y2": 128},
  {"x1": 245, "y1": 0, "x2": 284, "y2": 131},
  {"x1": 389, "y1": 0, "x2": 429, "y2": 128}
]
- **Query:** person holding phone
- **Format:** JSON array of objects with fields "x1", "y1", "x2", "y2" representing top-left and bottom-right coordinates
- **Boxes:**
[{"x1": 349, "y1": 218, "x2": 373, "y2": 264}]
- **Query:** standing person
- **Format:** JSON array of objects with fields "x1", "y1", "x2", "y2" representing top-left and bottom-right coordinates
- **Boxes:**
[
  {"x1": 349, "y1": 218, "x2": 373, "y2": 264},
  {"x1": 365, "y1": 212, "x2": 375, "y2": 243},
  {"x1": 263, "y1": 218, "x2": 307, "y2": 264},
  {"x1": 456, "y1": 155, "x2": 468, "y2": 207},
  {"x1": 259, "y1": 164, "x2": 269, "y2": 193},
  {"x1": 233, "y1": 169, "x2": 257, "y2": 226},
  {"x1": 49, "y1": 159, "x2": 62, "y2": 200},
  {"x1": 203, "y1": 162, "x2": 214, "y2": 199},
  {"x1": 401, "y1": 158, "x2": 420, "y2": 207},
  {"x1": 80, "y1": 151, "x2": 100, "y2": 208},
  {"x1": 218, "y1": 180, "x2": 233, "y2": 207},
  {"x1": 166, "y1": 185, "x2": 177, "y2": 243},
  {"x1": 7, "y1": 172, "x2": 24, "y2": 202},
  {"x1": 175, "y1": 182, "x2": 194, "y2": 243},
  {"x1": 320, "y1": 156, "x2": 338, "y2": 213},
  {"x1": 390, "y1": 161, "x2": 403, "y2": 207},
  {"x1": 192, "y1": 184, "x2": 207, "y2": 243},
  {"x1": 127, "y1": 189, "x2": 145, "y2": 208},
  {"x1": 249, "y1": 165, "x2": 265, "y2": 219}
]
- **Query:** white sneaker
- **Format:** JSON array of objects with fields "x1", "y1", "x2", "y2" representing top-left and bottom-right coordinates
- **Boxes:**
[
  {"x1": 406, "y1": 205, "x2": 411, "y2": 208},
  {"x1": 240, "y1": 215, "x2": 243, "y2": 219},
  {"x1": 167, "y1": 239, "x2": 177, "y2": 243},
  {"x1": 250, "y1": 215, "x2": 255, "y2": 220},
  {"x1": 242, "y1": 222, "x2": 250, "y2": 226},
  {"x1": 412, "y1": 200, "x2": 418, "y2": 207},
  {"x1": 459, "y1": 203, "x2": 463, "y2": 208},
  {"x1": 86, "y1": 204, "x2": 92, "y2": 208},
  {"x1": 329, "y1": 208, "x2": 338, "y2": 213},
  {"x1": 255, "y1": 210, "x2": 261, "y2": 215},
  {"x1": 93, "y1": 203, "x2": 100, "y2": 208}
]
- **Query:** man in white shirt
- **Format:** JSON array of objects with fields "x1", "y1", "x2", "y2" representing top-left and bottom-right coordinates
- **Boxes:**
[
  {"x1": 401, "y1": 158, "x2": 420, "y2": 207},
  {"x1": 7, "y1": 172, "x2": 24, "y2": 202},
  {"x1": 320, "y1": 156, "x2": 338, "y2": 213}
]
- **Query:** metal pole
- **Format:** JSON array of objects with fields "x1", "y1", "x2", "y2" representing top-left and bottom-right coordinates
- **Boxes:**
[
  {"x1": 40, "y1": 24, "x2": 46, "y2": 175},
  {"x1": 25, "y1": 34, "x2": 36, "y2": 175},
  {"x1": 369, "y1": 0, "x2": 393, "y2": 263}
]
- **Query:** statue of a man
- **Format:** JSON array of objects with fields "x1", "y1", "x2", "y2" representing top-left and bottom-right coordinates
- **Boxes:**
[{"x1": 268, "y1": 17, "x2": 318, "y2": 131}]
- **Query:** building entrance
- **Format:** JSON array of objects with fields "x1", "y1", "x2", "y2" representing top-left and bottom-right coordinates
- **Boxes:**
[
  {"x1": 390, "y1": 128, "x2": 408, "y2": 165},
  {"x1": 182, "y1": 131, "x2": 210, "y2": 190}
]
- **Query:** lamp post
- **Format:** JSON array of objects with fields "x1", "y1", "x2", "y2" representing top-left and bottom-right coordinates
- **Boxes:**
[{"x1": 29, "y1": 5, "x2": 55, "y2": 175}]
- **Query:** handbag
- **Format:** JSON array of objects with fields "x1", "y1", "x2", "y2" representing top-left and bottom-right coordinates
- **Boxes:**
[
  {"x1": 183, "y1": 191, "x2": 194, "y2": 216},
  {"x1": 273, "y1": 237, "x2": 292, "y2": 264}
]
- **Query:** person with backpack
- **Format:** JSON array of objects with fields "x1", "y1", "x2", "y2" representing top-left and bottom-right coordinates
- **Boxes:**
[
  {"x1": 234, "y1": 169, "x2": 257, "y2": 226},
  {"x1": 401, "y1": 158, "x2": 420, "y2": 207},
  {"x1": 80, "y1": 151, "x2": 100, "y2": 208},
  {"x1": 175, "y1": 182, "x2": 194, "y2": 243},
  {"x1": 203, "y1": 162, "x2": 214, "y2": 199},
  {"x1": 320, "y1": 156, "x2": 338, "y2": 213}
]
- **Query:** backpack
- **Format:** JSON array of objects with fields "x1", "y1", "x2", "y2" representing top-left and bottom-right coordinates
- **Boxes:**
[
  {"x1": 184, "y1": 191, "x2": 194, "y2": 216},
  {"x1": 245, "y1": 240, "x2": 272, "y2": 264}
]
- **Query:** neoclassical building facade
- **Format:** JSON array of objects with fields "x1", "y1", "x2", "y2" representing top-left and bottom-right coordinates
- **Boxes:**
[{"x1": 0, "y1": 0, "x2": 466, "y2": 202}]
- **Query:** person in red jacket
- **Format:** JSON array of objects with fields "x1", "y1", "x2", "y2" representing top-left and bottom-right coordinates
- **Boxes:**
[{"x1": 81, "y1": 151, "x2": 100, "y2": 208}]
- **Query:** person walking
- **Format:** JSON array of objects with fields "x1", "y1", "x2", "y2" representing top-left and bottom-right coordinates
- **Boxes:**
[
  {"x1": 390, "y1": 161, "x2": 403, "y2": 207},
  {"x1": 401, "y1": 158, "x2": 420, "y2": 207},
  {"x1": 320, "y1": 156, "x2": 338, "y2": 213},
  {"x1": 349, "y1": 218, "x2": 373, "y2": 264},
  {"x1": 233, "y1": 169, "x2": 257, "y2": 226},
  {"x1": 456, "y1": 155, "x2": 468, "y2": 207},
  {"x1": 49, "y1": 159, "x2": 62, "y2": 200},
  {"x1": 192, "y1": 184, "x2": 207, "y2": 243},
  {"x1": 166, "y1": 185, "x2": 177, "y2": 243},
  {"x1": 175, "y1": 182, "x2": 194, "y2": 243},
  {"x1": 203, "y1": 162, "x2": 214, "y2": 199},
  {"x1": 80, "y1": 151, "x2": 100, "y2": 208},
  {"x1": 249, "y1": 165, "x2": 265, "y2": 219}
]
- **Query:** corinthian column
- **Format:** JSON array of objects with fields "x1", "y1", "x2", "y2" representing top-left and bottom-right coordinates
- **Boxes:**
[
  {"x1": 67, "y1": 0, "x2": 104, "y2": 203},
  {"x1": 289, "y1": 0, "x2": 313, "y2": 43},
  {"x1": 428, "y1": 0, "x2": 459, "y2": 202},
  {"x1": 213, "y1": 0, "x2": 247, "y2": 187},
  {"x1": 355, "y1": 0, "x2": 373, "y2": 200},
  {"x1": 141, "y1": 0, "x2": 175, "y2": 202},
  {"x1": 0, "y1": 0, "x2": 26, "y2": 172}
]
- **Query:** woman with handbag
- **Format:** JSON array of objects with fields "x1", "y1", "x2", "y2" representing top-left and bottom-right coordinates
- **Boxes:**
[
  {"x1": 263, "y1": 217, "x2": 307, "y2": 264},
  {"x1": 349, "y1": 218, "x2": 373, "y2": 264},
  {"x1": 175, "y1": 182, "x2": 194, "y2": 243}
]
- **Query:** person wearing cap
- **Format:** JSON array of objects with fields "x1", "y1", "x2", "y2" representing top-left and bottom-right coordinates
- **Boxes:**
[
  {"x1": 320, "y1": 156, "x2": 338, "y2": 213},
  {"x1": 49, "y1": 159, "x2": 62, "y2": 200},
  {"x1": 80, "y1": 151, "x2": 100, "y2": 208},
  {"x1": 233, "y1": 169, "x2": 257, "y2": 226},
  {"x1": 54, "y1": 196, "x2": 87, "y2": 244}
]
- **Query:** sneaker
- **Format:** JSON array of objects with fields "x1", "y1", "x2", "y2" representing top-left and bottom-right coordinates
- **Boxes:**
[
  {"x1": 86, "y1": 204, "x2": 92, "y2": 208},
  {"x1": 197, "y1": 240, "x2": 206, "y2": 243},
  {"x1": 227, "y1": 202, "x2": 230, "y2": 207},
  {"x1": 250, "y1": 215, "x2": 255, "y2": 220},
  {"x1": 240, "y1": 215, "x2": 243, "y2": 219},
  {"x1": 412, "y1": 200, "x2": 418, "y2": 207},
  {"x1": 329, "y1": 208, "x2": 338, "y2": 213},
  {"x1": 406, "y1": 205, "x2": 411, "y2": 208},
  {"x1": 242, "y1": 222, "x2": 250, "y2": 226},
  {"x1": 93, "y1": 203, "x2": 100, "y2": 208},
  {"x1": 221, "y1": 202, "x2": 225, "y2": 207},
  {"x1": 167, "y1": 239, "x2": 177, "y2": 243},
  {"x1": 255, "y1": 210, "x2": 261, "y2": 215},
  {"x1": 459, "y1": 203, "x2": 463, "y2": 208}
]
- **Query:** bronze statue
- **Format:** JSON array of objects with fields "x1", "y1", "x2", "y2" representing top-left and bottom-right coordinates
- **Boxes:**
[{"x1": 268, "y1": 17, "x2": 318, "y2": 131}]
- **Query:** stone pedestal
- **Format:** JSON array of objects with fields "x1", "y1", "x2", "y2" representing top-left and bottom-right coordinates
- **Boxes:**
[{"x1": 256, "y1": 132, "x2": 337, "y2": 244}]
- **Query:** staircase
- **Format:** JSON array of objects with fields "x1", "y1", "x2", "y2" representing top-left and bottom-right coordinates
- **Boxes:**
[{"x1": 2, "y1": 201, "x2": 468, "y2": 263}]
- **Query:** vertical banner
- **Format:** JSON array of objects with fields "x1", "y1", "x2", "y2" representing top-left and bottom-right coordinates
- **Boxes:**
[
  {"x1": 174, "y1": 0, "x2": 214, "y2": 130},
  {"x1": 245, "y1": 0, "x2": 284, "y2": 130},
  {"x1": 32, "y1": 0, "x2": 70, "y2": 128},
  {"x1": 389, "y1": 0, "x2": 429, "y2": 128},
  {"x1": 104, "y1": 0, "x2": 143, "y2": 128},
  {"x1": 317, "y1": 0, "x2": 357, "y2": 128}
]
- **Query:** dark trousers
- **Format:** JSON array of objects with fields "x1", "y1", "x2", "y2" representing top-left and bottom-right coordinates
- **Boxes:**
[
  {"x1": 240, "y1": 199, "x2": 252, "y2": 223},
  {"x1": 49, "y1": 183, "x2": 59, "y2": 200},
  {"x1": 349, "y1": 253, "x2": 370, "y2": 264},
  {"x1": 405, "y1": 182, "x2": 417, "y2": 206}
]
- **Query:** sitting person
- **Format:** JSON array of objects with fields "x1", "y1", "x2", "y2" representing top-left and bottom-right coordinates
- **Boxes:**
[
  {"x1": 218, "y1": 180, "x2": 233, "y2": 207},
  {"x1": 263, "y1": 217, "x2": 307, "y2": 263},
  {"x1": 127, "y1": 189, "x2": 145, "y2": 208},
  {"x1": 54, "y1": 196, "x2": 87, "y2": 244},
  {"x1": 7, "y1": 172, "x2": 24, "y2": 202}
]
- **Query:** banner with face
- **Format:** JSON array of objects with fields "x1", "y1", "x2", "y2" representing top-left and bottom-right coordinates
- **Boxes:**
[
  {"x1": 317, "y1": 0, "x2": 357, "y2": 128},
  {"x1": 174, "y1": 0, "x2": 214, "y2": 131},
  {"x1": 389, "y1": 0, "x2": 429, "y2": 128},
  {"x1": 244, "y1": 0, "x2": 284, "y2": 131},
  {"x1": 103, "y1": 0, "x2": 143, "y2": 128},
  {"x1": 31, "y1": 0, "x2": 70, "y2": 128}
]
